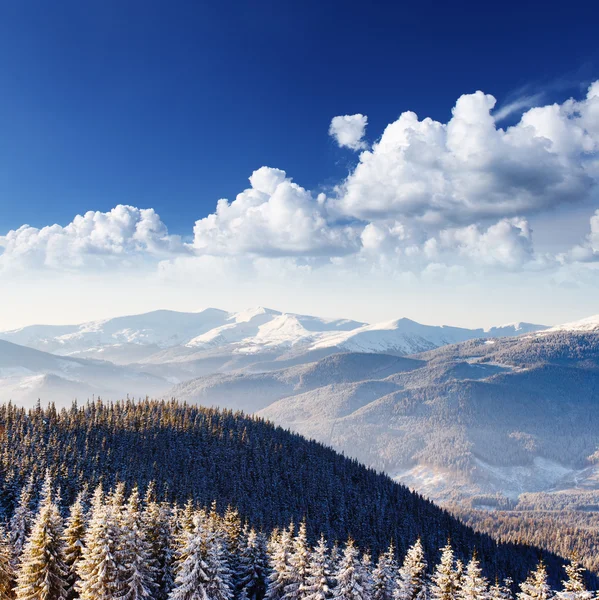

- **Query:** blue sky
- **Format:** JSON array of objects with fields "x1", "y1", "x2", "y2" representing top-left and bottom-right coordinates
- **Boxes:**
[
  {"x1": 1, "y1": 0, "x2": 599, "y2": 329},
  {"x1": 2, "y1": 0, "x2": 597, "y2": 234}
]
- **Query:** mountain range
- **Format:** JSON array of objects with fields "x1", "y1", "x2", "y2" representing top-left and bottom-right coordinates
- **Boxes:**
[{"x1": 3, "y1": 306, "x2": 599, "y2": 506}]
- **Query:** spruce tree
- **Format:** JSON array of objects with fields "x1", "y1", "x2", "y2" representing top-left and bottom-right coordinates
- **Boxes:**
[
  {"x1": 517, "y1": 562, "x2": 552, "y2": 600},
  {"x1": 430, "y1": 543, "x2": 457, "y2": 600},
  {"x1": 304, "y1": 535, "x2": 333, "y2": 600},
  {"x1": 9, "y1": 477, "x2": 34, "y2": 565},
  {"x1": 63, "y1": 492, "x2": 87, "y2": 600},
  {"x1": 144, "y1": 489, "x2": 174, "y2": 600},
  {"x1": 76, "y1": 490, "x2": 123, "y2": 600},
  {"x1": 168, "y1": 517, "x2": 211, "y2": 600},
  {"x1": 206, "y1": 534, "x2": 233, "y2": 600},
  {"x1": 489, "y1": 578, "x2": 512, "y2": 600},
  {"x1": 15, "y1": 474, "x2": 69, "y2": 600},
  {"x1": 237, "y1": 528, "x2": 269, "y2": 600},
  {"x1": 121, "y1": 487, "x2": 157, "y2": 600},
  {"x1": 284, "y1": 522, "x2": 311, "y2": 600},
  {"x1": 395, "y1": 540, "x2": 427, "y2": 600},
  {"x1": 457, "y1": 555, "x2": 488, "y2": 600},
  {"x1": 0, "y1": 524, "x2": 15, "y2": 600},
  {"x1": 555, "y1": 559, "x2": 592, "y2": 600},
  {"x1": 372, "y1": 543, "x2": 397, "y2": 600},
  {"x1": 266, "y1": 526, "x2": 294, "y2": 600},
  {"x1": 332, "y1": 539, "x2": 369, "y2": 600}
]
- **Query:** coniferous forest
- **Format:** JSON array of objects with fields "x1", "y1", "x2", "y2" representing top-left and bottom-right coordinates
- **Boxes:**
[{"x1": 0, "y1": 399, "x2": 593, "y2": 599}]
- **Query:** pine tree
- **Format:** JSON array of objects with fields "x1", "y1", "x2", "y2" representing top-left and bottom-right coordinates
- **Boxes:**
[
  {"x1": 63, "y1": 492, "x2": 87, "y2": 600},
  {"x1": 237, "y1": 528, "x2": 269, "y2": 600},
  {"x1": 0, "y1": 524, "x2": 15, "y2": 600},
  {"x1": 304, "y1": 535, "x2": 333, "y2": 600},
  {"x1": 395, "y1": 540, "x2": 427, "y2": 600},
  {"x1": 360, "y1": 552, "x2": 374, "y2": 600},
  {"x1": 9, "y1": 477, "x2": 34, "y2": 565},
  {"x1": 168, "y1": 517, "x2": 211, "y2": 600},
  {"x1": 284, "y1": 522, "x2": 311, "y2": 600},
  {"x1": 144, "y1": 488, "x2": 174, "y2": 600},
  {"x1": 76, "y1": 491, "x2": 123, "y2": 600},
  {"x1": 555, "y1": 559, "x2": 592, "y2": 600},
  {"x1": 457, "y1": 555, "x2": 488, "y2": 600},
  {"x1": 430, "y1": 543, "x2": 457, "y2": 600},
  {"x1": 121, "y1": 487, "x2": 157, "y2": 600},
  {"x1": 266, "y1": 525, "x2": 294, "y2": 600},
  {"x1": 517, "y1": 562, "x2": 552, "y2": 600},
  {"x1": 372, "y1": 543, "x2": 397, "y2": 600},
  {"x1": 333, "y1": 539, "x2": 370, "y2": 600},
  {"x1": 222, "y1": 507, "x2": 242, "y2": 594},
  {"x1": 489, "y1": 578, "x2": 512, "y2": 600},
  {"x1": 206, "y1": 534, "x2": 233, "y2": 600},
  {"x1": 15, "y1": 473, "x2": 69, "y2": 600}
]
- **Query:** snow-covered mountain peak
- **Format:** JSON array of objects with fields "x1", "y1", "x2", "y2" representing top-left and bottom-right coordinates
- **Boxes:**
[
  {"x1": 546, "y1": 314, "x2": 599, "y2": 333},
  {"x1": 229, "y1": 307, "x2": 282, "y2": 323}
]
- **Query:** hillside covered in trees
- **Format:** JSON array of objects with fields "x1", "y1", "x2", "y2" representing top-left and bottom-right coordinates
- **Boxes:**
[
  {"x1": 0, "y1": 473, "x2": 593, "y2": 600},
  {"x1": 0, "y1": 399, "x2": 572, "y2": 587}
]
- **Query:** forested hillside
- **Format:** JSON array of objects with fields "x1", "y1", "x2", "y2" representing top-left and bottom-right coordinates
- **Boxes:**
[
  {"x1": 0, "y1": 399, "x2": 569, "y2": 585},
  {"x1": 1, "y1": 474, "x2": 592, "y2": 600}
]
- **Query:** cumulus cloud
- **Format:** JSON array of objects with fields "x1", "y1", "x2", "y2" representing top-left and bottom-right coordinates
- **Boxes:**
[
  {"x1": 561, "y1": 209, "x2": 599, "y2": 263},
  {"x1": 329, "y1": 114, "x2": 368, "y2": 150},
  {"x1": 192, "y1": 166, "x2": 360, "y2": 257},
  {"x1": 334, "y1": 82, "x2": 599, "y2": 225},
  {"x1": 2, "y1": 82, "x2": 599, "y2": 281},
  {"x1": 0, "y1": 205, "x2": 183, "y2": 272}
]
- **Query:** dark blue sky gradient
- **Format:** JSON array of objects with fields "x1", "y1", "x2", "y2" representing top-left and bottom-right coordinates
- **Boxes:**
[{"x1": 0, "y1": 0, "x2": 597, "y2": 235}]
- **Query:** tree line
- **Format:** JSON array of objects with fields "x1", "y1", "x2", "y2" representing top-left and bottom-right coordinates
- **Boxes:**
[
  {"x1": 1, "y1": 473, "x2": 593, "y2": 600},
  {"x1": 0, "y1": 399, "x2": 572, "y2": 583}
]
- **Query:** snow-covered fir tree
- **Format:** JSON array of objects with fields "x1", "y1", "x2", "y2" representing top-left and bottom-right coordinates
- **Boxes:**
[
  {"x1": 9, "y1": 477, "x2": 34, "y2": 565},
  {"x1": 222, "y1": 506, "x2": 242, "y2": 593},
  {"x1": 555, "y1": 559, "x2": 592, "y2": 600},
  {"x1": 266, "y1": 525, "x2": 294, "y2": 600},
  {"x1": 360, "y1": 552, "x2": 373, "y2": 600},
  {"x1": 430, "y1": 542, "x2": 457, "y2": 600},
  {"x1": 372, "y1": 543, "x2": 398, "y2": 600},
  {"x1": 457, "y1": 554, "x2": 488, "y2": 600},
  {"x1": 63, "y1": 492, "x2": 87, "y2": 600},
  {"x1": 76, "y1": 487, "x2": 124, "y2": 600},
  {"x1": 0, "y1": 524, "x2": 14, "y2": 600},
  {"x1": 237, "y1": 528, "x2": 269, "y2": 600},
  {"x1": 15, "y1": 473, "x2": 68, "y2": 600},
  {"x1": 206, "y1": 533, "x2": 233, "y2": 600},
  {"x1": 284, "y1": 522, "x2": 311, "y2": 600},
  {"x1": 169, "y1": 516, "x2": 211, "y2": 600},
  {"x1": 120, "y1": 487, "x2": 157, "y2": 600},
  {"x1": 333, "y1": 539, "x2": 370, "y2": 600},
  {"x1": 143, "y1": 486, "x2": 174, "y2": 600},
  {"x1": 517, "y1": 562, "x2": 552, "y2": 600},
  {"x1": 395, "y1": 540, "x2": 427, "y2": 600},
  {"x1": 304, "y1": 535, "x2": 333, "y2": 600},
  {"x1": 489, "y1": 578, "x2": 513, "y2": 600}
]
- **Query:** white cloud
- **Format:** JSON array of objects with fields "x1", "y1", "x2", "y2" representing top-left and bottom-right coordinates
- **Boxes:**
[
  {"x1": 0, "y1": 205, "x2": 183, "y2": 272},
  {"x1": 2, "y1": 81, "x2": 599, "y2": 285},
  {"x1": 329, "y1": 114, "x2": 368, "y2": 150},
  {"x1": 192, "y1": 166, "x2": 360, "y2": 257},
  {"x1": 493, "y1": 92, "x2": 545, "y2": 122},
  {"x1": 334, "y1": 83, "x2": 599, "y2": 225},
  {"x1": 561, "y1": 209, "x2": 599, "y2": 263}
]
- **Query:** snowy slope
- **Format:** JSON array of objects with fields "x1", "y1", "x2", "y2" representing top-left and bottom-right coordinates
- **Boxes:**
[
  {"x1": 185, "y1": 307, "x2": 366, "y2": 353},
  {"x1": 308, "y1": 318, "x2": 548, "y2": 354},
  {"x1": 0, "y1": 309, "x2": 230, "y2": 356},
  {"x1": 544, "y1": 314, "x2": 599, "y2": 333},
  {"x1": 0, "y1": 308, "x2": 551, "y2": 382}
]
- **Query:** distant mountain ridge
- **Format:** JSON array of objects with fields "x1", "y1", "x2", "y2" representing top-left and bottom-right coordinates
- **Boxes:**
[{"x1": 0, "y1": 307, "x2": 548, "y2": 362}]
